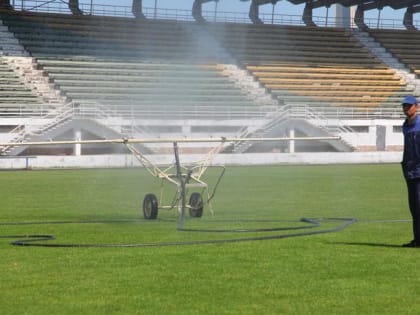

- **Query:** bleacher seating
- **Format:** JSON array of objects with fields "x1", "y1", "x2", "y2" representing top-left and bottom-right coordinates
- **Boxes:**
[
  {"x1": 204, "y1": 22, "x2": 409, "y2": 109},
  {"x1": 1, "y1": 9, "x2": 418, "y2": 154},
  {"x1": 0, "y1": 8, "x2": 417, "y2": 141},
  {"x1": 368, "y1": 29, "x2": 420, "y2": 77},
  {"x1": 0, "y1": 57, "x2": 45, "y2": 116},
  {"x1": 0, "y1": 10, "x2": 411, "y2": 117},
  {"x1": 0, "y1": 11, "x2": 262, "y2": 119}
]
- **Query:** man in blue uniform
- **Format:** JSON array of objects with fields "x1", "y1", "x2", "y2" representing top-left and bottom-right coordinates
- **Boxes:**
[{"x1": 401, "y1": 95, "x2": 420, "y2": 247}]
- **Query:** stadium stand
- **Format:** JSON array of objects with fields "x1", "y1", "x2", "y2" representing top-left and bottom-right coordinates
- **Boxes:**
[
  {"x1": 367, "y1": 28, "x2": 420, "y2": 77},
  {"x1": 0, "y1": 7, "x2": 415, "y2": 154},
  {"x1": 0, "y1": 11, "x2": 272, "y2": 121},
  {"x1": 0, "y1": 54, "x2": 46, "y2": 117},
  {"x1": 204, "y1": 22, "x2": 409, "y2": 110},
  {"x1": 0, "y1": 59, "x2": 50, "y2": 117}
]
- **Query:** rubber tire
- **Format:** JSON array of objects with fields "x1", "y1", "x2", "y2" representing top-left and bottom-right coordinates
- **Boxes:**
[
  {"x1": 143, "y1": 193, "x2": 158, "y2": 220},
  {"x1": 189, "y1": 192, "x2": 203, "y2": 218}
]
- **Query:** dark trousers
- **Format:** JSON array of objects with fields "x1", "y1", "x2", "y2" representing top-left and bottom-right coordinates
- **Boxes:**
[{"x1": 406, "y1": 178, "x2": 420, "y2": 242}]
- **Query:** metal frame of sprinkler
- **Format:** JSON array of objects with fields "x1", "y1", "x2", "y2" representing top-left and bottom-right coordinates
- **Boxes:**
[{"x1": 129, "y1": 140, "x2": 227, "y2": 228}]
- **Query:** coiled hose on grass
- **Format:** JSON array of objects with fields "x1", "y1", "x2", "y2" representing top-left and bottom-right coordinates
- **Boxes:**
[{"x1": 0, "y1": 217, "x2": 357, "y2": 248}]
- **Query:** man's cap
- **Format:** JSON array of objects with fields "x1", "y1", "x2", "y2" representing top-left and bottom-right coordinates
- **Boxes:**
[{"x1": 402, "y1": 95, "x2": 418, "y2": 105}]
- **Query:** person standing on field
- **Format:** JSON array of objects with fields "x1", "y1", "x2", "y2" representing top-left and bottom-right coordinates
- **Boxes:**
[{"x1": 401, "y1": 95, "x2": 420, "y2": 247}]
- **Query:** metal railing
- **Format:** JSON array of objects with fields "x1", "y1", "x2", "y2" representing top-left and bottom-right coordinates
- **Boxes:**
[
  {"x1": 288, "y1": 105, "x2": 405, "y2": 121},
  {"x1": 8, "y1": 1, "x2": 420, "y2": 30},
  {"x1": 0, "y1": 102, "x2": 74, "y2": 154},
  {"x1": 72, "y1": 102, "x2": 272, "y2": 120},
  {"x1": 0, "y1": 102, "x2": 404, "y2": 121}
]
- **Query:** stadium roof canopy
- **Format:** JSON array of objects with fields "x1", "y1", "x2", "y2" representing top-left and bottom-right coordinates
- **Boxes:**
[
  {"x1": 2, "y1": 0, "x2": 420, "y2": 28},
  {"x1": 244, "y1": 0, "x2": 420, "y2": 28},
  {"x1": 286, "y1": 0, "x2": 420, "y2": 10}
]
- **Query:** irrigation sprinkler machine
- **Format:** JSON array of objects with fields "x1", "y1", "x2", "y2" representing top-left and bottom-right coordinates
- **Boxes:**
[
  {"x1": 1, "y1": 136, "x2": 338, "y2": 222},
  {"x1": 0, "y1": 136, "x2": 358, "y2": 248}
]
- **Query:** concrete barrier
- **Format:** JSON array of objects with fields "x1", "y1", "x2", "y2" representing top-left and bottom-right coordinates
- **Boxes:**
[{"x1": 0, "y1": 152, "x2": 403, "y2": 169}]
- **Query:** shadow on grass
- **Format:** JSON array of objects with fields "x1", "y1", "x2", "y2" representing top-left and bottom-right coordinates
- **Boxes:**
[{"x1": 327, "y1": 241, "x2": 405, "y2": 248}]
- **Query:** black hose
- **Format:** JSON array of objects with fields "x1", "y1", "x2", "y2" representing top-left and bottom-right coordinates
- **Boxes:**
[
  {"x1": 177, "y1": 218, "x2": 321, "y2": 233},
  {"x1": 0, "y1": 217, "x2": 357, "y2": 248}
]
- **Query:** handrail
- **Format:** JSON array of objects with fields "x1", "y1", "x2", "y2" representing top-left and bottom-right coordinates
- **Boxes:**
[
  {"x1": 288, "y1": 105, "x2": 404, "y2": 120},
  {"x1": 231, "y1": 103, "x2": 358, "y2": 152},
  {"x1": 75, "y1": 101, "x2": 156, "y2": 137},
  {"x1": 1, "y1": 102, "x2": 74, "y2": 154},
  {"x1": 8, "y1": 0, "x2": 420, "y2": 30},
  {"x1": 73, "y1": 102, "x2": 272, "y2": 120},
  {"x1": 0, "y1": 103, "x2": 403, "y2": 120},
  {"x1": 288, "y1": 105, "x2": 355, "y2": 134}
]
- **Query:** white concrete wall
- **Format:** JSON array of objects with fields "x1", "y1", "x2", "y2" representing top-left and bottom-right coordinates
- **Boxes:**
[
  {"x1": 0, "y1": 152, "x2": 403, "y2": 170},
  {"x1": 340, "y1": 119, "x2": 403, "y2": 149}
]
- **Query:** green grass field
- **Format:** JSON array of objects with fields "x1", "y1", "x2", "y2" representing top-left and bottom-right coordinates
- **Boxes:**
[{"x1": 1, "y1": 164, "x2": 419, "y2": 314}]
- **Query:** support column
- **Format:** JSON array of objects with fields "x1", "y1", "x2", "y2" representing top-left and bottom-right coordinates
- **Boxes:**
[
  {"x1": 303, "y1": 1, "x2": 316, "y2": 27},
  {"x1": 376, "y1": 125, "x2": 386, "y2": 151},
  {"x1": 132, "y1": 0, "x2": 145, "y2": 19},
  {"x1": 249, "y1": 0, "x2": 263, "y2": 24},
  {"x1": 403, "y1": 7, "x2": 416, "y2": 30},
  {"x1": 192, "y1": 0, "x2": 216, "y2": 23},
  {"x1": 289, "y1": 129, "x2": 295, "y2": 153},
  {"x1": 74, "y1": 129, "x2": 82, "y2": 156},
  {"x1": 354, "y1": 4, "x2": 366, "y2": 30},
  {"x1": 335, "y1": 4, "x2": 351, "y2": 29},
  {"x1": 69, "y1": 0, "x2": 83, "y2": 15}
]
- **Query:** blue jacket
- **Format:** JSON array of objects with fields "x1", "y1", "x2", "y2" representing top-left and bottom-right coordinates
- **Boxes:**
[{"x1": 402, "y1": 115, "x2": 420, "y2": 180}]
